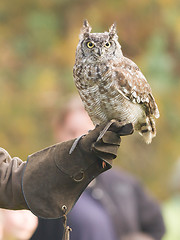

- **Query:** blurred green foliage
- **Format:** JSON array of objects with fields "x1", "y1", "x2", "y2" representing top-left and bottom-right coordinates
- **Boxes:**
[{"x1": 0, "y1": 0, "x2": 180, "y2": 200}]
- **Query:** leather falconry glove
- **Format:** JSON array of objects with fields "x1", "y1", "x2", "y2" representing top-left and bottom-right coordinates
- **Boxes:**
[{"x1": 22, "y1": 121, "x2": 133, "y2": 219}]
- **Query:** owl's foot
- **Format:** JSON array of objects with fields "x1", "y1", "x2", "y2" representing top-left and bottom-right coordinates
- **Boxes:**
[
  {"x1": 96, "y1": 119, "x2": 117, "y2": 142},
  {"x1": 96, "y1": 119, "x2": 117, "y2": 168}
]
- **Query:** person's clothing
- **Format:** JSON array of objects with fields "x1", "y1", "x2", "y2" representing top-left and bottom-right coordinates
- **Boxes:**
[
  {"x1": 31, "y1": 218, "x2": 64, "y2": 240},
  {"x1": 0, "y1": 148, "x2": 27, "y2": 210},
  {"x1": 67, "y1": 169, "x2": 165, "y2": 240},
  {"x1": 67, "y1": 187, "x2": 118, "y2": 240},
  {"x1": 31, "y1": 168, "x2": 165, "y2": 240}
]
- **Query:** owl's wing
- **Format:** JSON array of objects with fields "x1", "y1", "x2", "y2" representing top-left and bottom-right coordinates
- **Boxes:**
[{"x1": 111, "y1": 57, "x2": 159, "y2": 118}]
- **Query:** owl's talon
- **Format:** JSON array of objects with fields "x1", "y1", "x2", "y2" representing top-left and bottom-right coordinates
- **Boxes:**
[
  {"x1": 96, "y1": 119, "x2": 116, "y2": 142},
  {"x1": 69, "y1": 135, "x2": 85, "y2": 154}
]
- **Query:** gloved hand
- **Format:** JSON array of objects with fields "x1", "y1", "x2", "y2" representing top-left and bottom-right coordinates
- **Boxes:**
[
  {"x1": 22, "y1": 121, "x2": 133, "y2": 219},
  {"x1": 79, "y1": 121, "x2": 133, "y2": 163}
]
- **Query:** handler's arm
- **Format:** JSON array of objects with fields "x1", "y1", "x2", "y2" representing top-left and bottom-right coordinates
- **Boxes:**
[
  {"x1": 0, "y1": 147, "x2": 27, "y2": 209},
  {"x1": 0, "y1": 122, "x2": 133, "y2": 219},
  {"x1": 0, "y1": 148, "x2": 27, "y2": 210}
]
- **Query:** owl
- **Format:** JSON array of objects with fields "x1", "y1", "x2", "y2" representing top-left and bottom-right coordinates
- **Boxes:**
[{"x1": 73, "y1": 20, "x2": 160, "y2": 144}]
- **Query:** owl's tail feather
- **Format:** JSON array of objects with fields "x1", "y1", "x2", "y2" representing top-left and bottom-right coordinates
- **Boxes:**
[{"x1": 139, "y1": 116, "x2": 156, "y2": 144}]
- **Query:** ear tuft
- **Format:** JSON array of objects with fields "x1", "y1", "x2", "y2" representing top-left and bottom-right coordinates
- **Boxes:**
[
  {"x1": 83, "y1": 19, "x2": 91, "y2": 29},
  {"x1": 80, "y1": 19, "x2": 92, "y2": 39},
  {"x1": 109, "y1": 22, "x2": 117, "y2": 39}
]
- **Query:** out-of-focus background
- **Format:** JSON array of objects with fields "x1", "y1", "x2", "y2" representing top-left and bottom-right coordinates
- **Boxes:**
[{"x1": 0, "y1": 0, "x2": 180, "y2": 201}]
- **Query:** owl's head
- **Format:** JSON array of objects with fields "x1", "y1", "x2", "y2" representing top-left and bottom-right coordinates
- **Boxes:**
[{"x1": 76, "y1": 20, "x2": 123, "y2": 62}]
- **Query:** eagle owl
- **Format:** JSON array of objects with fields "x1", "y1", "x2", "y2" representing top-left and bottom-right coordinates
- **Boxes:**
[{"x1": 73, "y1": 20, "x2": 160, "y2": 144}]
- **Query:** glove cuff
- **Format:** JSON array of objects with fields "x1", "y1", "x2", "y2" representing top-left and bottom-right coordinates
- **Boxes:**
[{"x1": 22, "y1": 140, "x2": 111, "y2": 219}]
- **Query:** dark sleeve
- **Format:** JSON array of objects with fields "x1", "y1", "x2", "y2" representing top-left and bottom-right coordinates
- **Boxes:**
[
  {"x1": 0, "y1": 147, "x2": 28, "y2": 210},
  {"x1": 135, "y1": 182, "x2": 166, "y2": 240},
  {"x1": 30, "y1": 217, "x2": 63, "y2": 240}
]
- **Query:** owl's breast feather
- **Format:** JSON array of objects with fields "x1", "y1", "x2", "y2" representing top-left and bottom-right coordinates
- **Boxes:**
[{"x1": 74, "y1": 61, "x2": 145, "y2": 126}]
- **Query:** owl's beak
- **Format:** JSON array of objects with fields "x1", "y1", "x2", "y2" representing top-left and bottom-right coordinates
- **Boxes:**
[{"x1": 97, "y1": 48, "x2": 102, "y2": 56}]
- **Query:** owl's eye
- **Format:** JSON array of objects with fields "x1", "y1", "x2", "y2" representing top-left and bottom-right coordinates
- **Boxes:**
[
  {"x1": 105, "y1": 42, "x2": 111, "y2": 48},
  {"x1": 87, "y1": 42, "x2": 95, "y2": 48}
]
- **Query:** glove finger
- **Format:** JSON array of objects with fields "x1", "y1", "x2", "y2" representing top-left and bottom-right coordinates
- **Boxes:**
[
  {"x1": 101, "y1": 131, "x2": 121, "y2": 145},
  {"x1": 92, "y1": 148, "x2": 117, "y2": 161},
  {"x1": 92, "y1": 142, "x2": 119, "y2": 155}
]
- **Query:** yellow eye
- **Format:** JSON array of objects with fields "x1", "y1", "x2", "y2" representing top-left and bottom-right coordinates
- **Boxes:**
[
  {"x1": 87, "y1": 41, "x2": 95, "y2": 48},
  {"x1": 105, "y1": 42, "x2": 111, "y2": 48}
]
